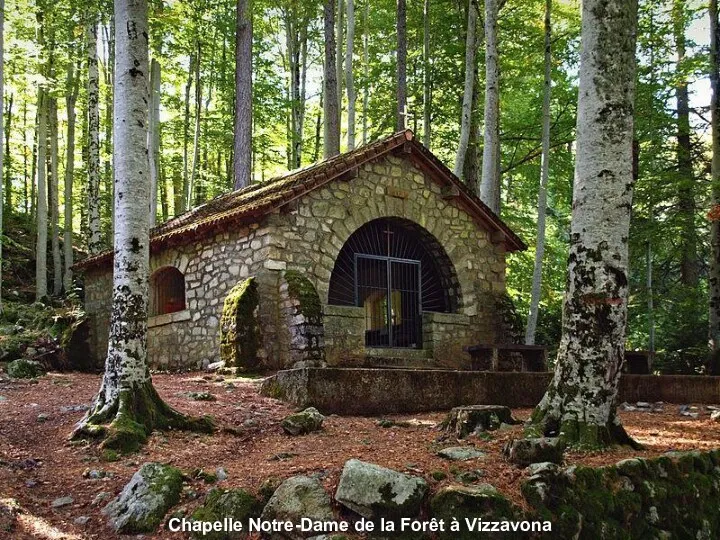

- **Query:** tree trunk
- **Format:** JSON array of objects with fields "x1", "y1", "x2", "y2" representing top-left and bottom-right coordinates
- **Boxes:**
[
  {"x1": 298, "y1": 21, "x2": 308, "y2": 163},
  {"x1": 362, "y1": 0, "x2": 369, "y2": 144},
  {"x1": 480, "y1": 0, "x2": 501, "y2": 213},
  {"x1": 709, "y1": 0, "x2": 720, "y2": 365},
  {"x1": 35, "y1": 90, "x2": 48, "y2": 301},
  {"x1": 423, "y1": 0, "x2": 431, "y2": 148},
  {"x1": 323, "y1": 0, "x2": 340, "y2": 158},
  {"x1": 4, "y1": 92, "x2": 11, "y2": 212},
  {"x1": 673, "y1": 0, "x2": 699, "y2": 287},
  {"x1": 396, "y1": 0, "x2": 407, "y2": 132},
  {"x1": 49, "y1": 98, "x2": 61, "y2": 296},
  {"x1": 148, "y1": 58, "x2": 160, "y2": 226},
  {"x1": 103, "y1": 20, "x2": 115, "y2": 240},
  {"x1": 73, "y1": 0, "x2": 213, "y2": 453},
  {"x1": 87, "y1": 15, "x2": 102, "y2": 255},
  {"x1": 234, "y1": 0, "x2": 252, "y2": 189},
  {"x1": 527, "y1": 0, "x2": 640, "y2": 450},
  {"x1": 337, "y1": 0, "x2": 344, "y2": 114},
  {"x1": 64, "y1": 59, "x2": 79, "y2": 293},
  {"x1": 189, "y1": 42, "x2": 202, "y2": 205},
  {"x1": 454, "y1": 1, "x2": 478, "y2": 178},
  {"x1": 525, "y1": 0, "x2": 552, "y2": 345},
  {"x1": 346, "y1": 0, "x2": 356, "y2": 150},
  {"x1": 182, "y1": 53, "x2": 193, "y2": 205},
  {"x1": 0, "y1": 0, "x2": 4, "y2": 311}
]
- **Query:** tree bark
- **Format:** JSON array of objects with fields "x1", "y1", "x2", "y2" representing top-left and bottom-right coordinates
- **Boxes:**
[
  {"x1": 64, "y1": 59, "x2": 79, "y2": 293},
  {"x1": 49, "y1": 97, "x2": 61, "y2": 296},
  {"x1": 182, "y1": 53, "x2": 193, "y2": 206},
  {"x1": 337, "y1": 0, "x2": 344, "y2": 113},
  {"x1": 189, "y1": 41, "x2": 202, "y2": 205},
  {"x1": 362, "y1": 0, "x2": 369, "y2": 145},
  {"x1": 396, "y1": 0, "x2": 407, "y2": 132},
  {"x1": 454, "y1": 1, "x2": 478, "y2": 178},
  {"x1": 525, "y1": 0, "x2": 552, "y2": 345},
  {"x1": 346, "y1": 0, "x2": 356, "y2": 150},
  {"x1": 103, "y1": 20, "x2": 115, "y2": 240},
  {"x1": 35, "y1": 89, "x2": 48, "y2": 301},
  {"x1": 423, "y1": 0, "x2": 431, "y2": 148},
  {"x1": 148, "y1": 58, "x2": 160, "y2": 226},
  {"x1": 480, "y1": 0, "x2": 501, "y2": 213},
  {"x1": 709, "y1": 0, "x2": 720, "y2": 366},
  {"x1": 673, "y1": 0, "x2": 699, "y2": 287},
  {"x1": 87, "y1": 15, "x2": 103, "y2": 255},
  {"x1": 4, "y1": 92, "x2": 11, "y2": 212},
  {"x1": 234, "y1": 0, "x2": 252, "y2": 189},
  {"x1": 73, "y1": 0, "x2": 213, "y2": 452},
  {"x1": 323, "y1": 0, "x2": 340, "y2": 158},
  {"x1": 527, "y1": 0, "x2": 640, "y2": 450},
  {"x1": 0, "y1": 0, "x2": 4, "y2": 311}
]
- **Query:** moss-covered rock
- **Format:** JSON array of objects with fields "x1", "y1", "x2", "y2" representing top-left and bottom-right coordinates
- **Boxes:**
[
  {"x1": 503, "y1": 437, "x2": 565, "y2": 467},
  {"x1": 220, "y1": 278, "x2": 261, "y2": 370},
  {"x1": 190, "y1": 487, "x2": 262, "y2": 539},
  {"x1": 441, "y1": 405, "x2": 519, "y2": 439},
  {"x1": 281, "y1": 407, "x2": 325, "y2": 435},
  {"x1": 283, "y1": 270, "x2": 322, "y2": 321},
  {"x1": 430, "y1": 484, "x2": 519, "y2": 539},
  {"x1": 334, "y1": 459, "x2": 428, "y2": 521},
  {"x1": 260, "y1": 476, "x2": 334, "y2": 539},
  {"x1": 103, "y1": 462, "x2": 184, "y2": 534},
  {"x1": 6, "y1": 358, "x2": 45, "y2": 379}
]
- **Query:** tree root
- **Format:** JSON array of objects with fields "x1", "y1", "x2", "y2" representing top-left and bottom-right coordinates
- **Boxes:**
[
  {"x1": 525, "y1": 401, "x2": 642, "y2": 451},
  {"x1": 71, "y1": 380, "x2": 215, "y2": 454}
]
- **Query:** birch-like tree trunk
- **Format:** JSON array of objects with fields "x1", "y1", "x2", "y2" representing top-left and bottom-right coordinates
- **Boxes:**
[
  {"x1": 709, "y1": 0, "x2": 720, "y2": 367},
  {"x1": 182, "y1": 54, "x2": 193, "y2": 204},
  {"x1": 87, "y1": 15, "x2": 103, "y2": 255},
  {"x1": 148, "y1": 58, "x2": 160, "y2": 226},
  {"x1": 480, "y1": 0, "x2": 501, "y2": 212},
  {"x1": 49, "y1": 97, "x2": 62, "y2": 296},
  {"x1": 525, "y1": 0, "x2": 552, "y2": 345},
  {"x1": 346, "y1": 0, "x2": 356, "y2": 150},
  {"x1": 396, "y1": 0, "x2": 407, "y2": 132},
  {"x1": 527, "y1": 0, "x2": 640, "y2": 449},
  {"x1": 103, "y1": 20, "x2": 115, "y2": 239},
  {"x1": 454, "y1": 1, "x2": 478, "y2": 178},
  {"x1": 64, "y1": 59, "x2": 79, "y2": 292},
  {"x1": 234, "y1": 0, "x2": 252, "y2": 189},
  {"x1": 35, "y1": 89, "x2": 48, "y2": 301},
  {"x1": 73, "y1": 0, "x2": 213, "y2": 452},
  {"x1": 189, "y1": 42, "x2": 201, "y2": 204},
  {"x1": 323, "y1": 0, "x2": 340, "y2": 158},
  {"x1": 336, "y1": 0, "x2": 344, "y2": 115},
  {"x1": 3, "y1": 93, "x2": 10, "y2": 211},
  {"x1": 423, "y1": 0, "x2": 431, "y2": 148}
]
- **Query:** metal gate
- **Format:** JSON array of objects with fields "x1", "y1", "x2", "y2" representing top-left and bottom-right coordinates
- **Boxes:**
[{"x1": 355, "y1": 255, "x2": 421, "y2": 348}]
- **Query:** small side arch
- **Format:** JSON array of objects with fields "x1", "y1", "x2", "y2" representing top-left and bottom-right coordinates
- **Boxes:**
[{"x1": 150, "y1": 266, "x2": 186, "y2": 316}]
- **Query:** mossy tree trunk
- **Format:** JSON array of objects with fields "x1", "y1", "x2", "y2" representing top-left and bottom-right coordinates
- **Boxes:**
[
  {"x1": 72, "y1": 0, "x2": 213, "y2": 453},
  {"x1": 526, "y1": 0, "x2": 640, "y2": 450}
]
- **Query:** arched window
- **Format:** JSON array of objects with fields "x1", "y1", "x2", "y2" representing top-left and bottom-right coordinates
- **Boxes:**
[
  {"x1": 150, "y1": 267, "x2": 186, "y2": 316},
  {"x1": 328, "y1": 218, "x2": 460, "y2": 348}
]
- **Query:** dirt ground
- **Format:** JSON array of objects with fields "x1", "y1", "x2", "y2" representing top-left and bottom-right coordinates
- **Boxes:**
[{"x1": 1, "y1": 371, "x2": 719, "y2": 539}]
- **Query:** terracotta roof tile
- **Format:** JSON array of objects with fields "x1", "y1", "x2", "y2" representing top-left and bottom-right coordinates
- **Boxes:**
[{"x1": 75, "y1": 130, "x2": 525, "y2": 270}]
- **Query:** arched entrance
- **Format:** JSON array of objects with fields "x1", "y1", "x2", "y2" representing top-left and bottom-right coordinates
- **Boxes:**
[{"x1": 328, "y1": 217, "x2": 461, "y2": 348}]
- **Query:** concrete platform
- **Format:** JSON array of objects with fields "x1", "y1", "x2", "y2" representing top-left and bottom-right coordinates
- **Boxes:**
[{"x1": 260, "y1": 367, "x2": 720, "y2": 415}]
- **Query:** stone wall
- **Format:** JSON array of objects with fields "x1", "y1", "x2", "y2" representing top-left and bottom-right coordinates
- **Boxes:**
[{"x1": 82, "y1": 152, "x2": 509, "y2": 370}]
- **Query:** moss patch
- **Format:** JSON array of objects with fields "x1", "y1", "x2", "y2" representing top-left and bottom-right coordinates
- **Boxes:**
[
  {"x1": 284, "y1": 270, "x2": 322, "y2": 321},
  {"x1": 190, "y1": 488, "x2": 262, "y2": 540},
  {"x1": 219, "y1": 278, "x2": 261, "y2": 370},
  {"x1": 6, "y1": 359, "x2": 45, "y2": 379}
]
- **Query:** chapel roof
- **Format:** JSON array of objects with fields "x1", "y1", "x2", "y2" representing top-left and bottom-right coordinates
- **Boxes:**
[{"x1": 75, "y1": 130, "x2": 526, "y2": 270}]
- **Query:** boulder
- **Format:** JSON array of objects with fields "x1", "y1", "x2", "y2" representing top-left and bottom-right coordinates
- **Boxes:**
[
  {"x1": 430, "y1": 484, "x2": 517, "y2": 539},
  {"x1": 437, "y1": 446, "x2": 486, "y2": 462},
  {"x1": 334, "y1": 459, "x2": 427, "y2": 520},
  {"x1": 103, "y1": 462, "x2": 183, "y2": 534},
  {"x1": 503, "y1": 437, "x2": 565, "y2": 467},
  {"x1": 711, "y1": 410, "x2": 720, "y2": 422},
  {"x1": 281, "y1": 407, "x2": 325, "y2": 435},
  {"x1": 442, "y1": 405, "x2": 518, "y2": 439},
  {"x1": 7, "y1": 359, "x2": 44, "y2": 379},
  {"x1": 190, "y1": 488, "x2": 262, "y2": 539},
  {"x1": 260, "y1": 476, "x2": 334, "y2": 539}
]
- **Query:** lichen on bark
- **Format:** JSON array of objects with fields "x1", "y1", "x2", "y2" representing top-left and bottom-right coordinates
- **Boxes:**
[{"x1": 526, "y1": 0, "x2": 640, "y2": 450}]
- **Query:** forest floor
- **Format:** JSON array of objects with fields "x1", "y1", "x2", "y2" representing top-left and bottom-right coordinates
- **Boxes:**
[{"x1": 1, "y1": 371, "x2": 719, "y2": 539}]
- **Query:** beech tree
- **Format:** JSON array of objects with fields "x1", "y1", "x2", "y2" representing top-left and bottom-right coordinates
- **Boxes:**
[
  {"x1": 0, "y1": 0, "x2": 3, "y2": 311},
  {"x1": 346, "y1": 0, "x2": 356, "y2": 150},
  {"x1": 710, "y1": 0, "x2": 720, "y2": 360},
  {"x1": 527, "y1": 0, "x2": 640, "y2": 449},
  {"x1": 234, "y1": 0, "x2": 252, "y2": 189},
  {"x1": 323, "y1": 0, "x2": 340, "y2": 158},
  {"x1": 525, "y1": 0, "x2": 552, "y2": 345},
  {"x1": 479, "y1": 0, "x2": 501, "y2": 213},
  {"x1": 396, "y1": 0, "x2": 406, "y2": 131},
  {"x1": 73, "y1": 0, "x2": 213, "y2": 452},
  {"x1": 87, "y1": 12, "x2": 103, "y2": 256},
  {"x1": 454, "y1": 0, "x2": 479, "y2": 179}
]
